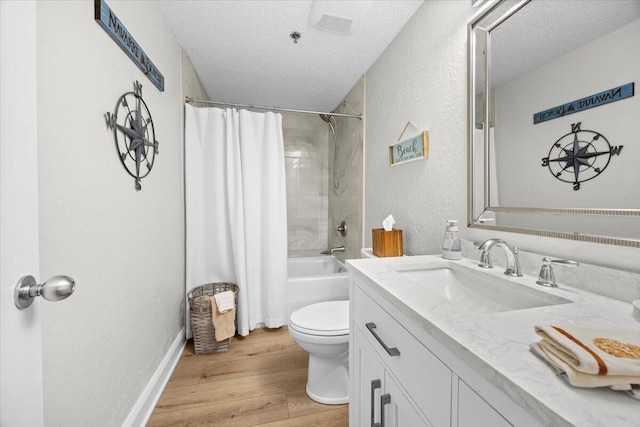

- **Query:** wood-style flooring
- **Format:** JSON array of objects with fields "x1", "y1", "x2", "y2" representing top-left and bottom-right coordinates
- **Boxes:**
[{"x1": 147, "y1": 326, "x2": 349, "y2": 426}]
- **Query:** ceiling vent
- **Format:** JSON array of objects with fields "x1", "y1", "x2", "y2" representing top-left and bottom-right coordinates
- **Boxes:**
[{"x1": 308, "y1": 0, "x2": 372, "y2": 35}]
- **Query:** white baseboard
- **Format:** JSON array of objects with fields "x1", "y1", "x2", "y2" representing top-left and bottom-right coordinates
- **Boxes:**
[{"x1": 123, "y1": 327, "x2": 186, "y2": 427}]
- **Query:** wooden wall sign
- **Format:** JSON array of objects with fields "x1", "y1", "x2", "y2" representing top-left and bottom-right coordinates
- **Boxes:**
[
  {"x1": 533, "y1": 82, "x2": 634, "y2": 124},
  {"x1": 389, "y1": 131, "x2": 429, "y2": 165},
  {"x1": 94, "y1": 0, "x2": 165, "y2": 92}
]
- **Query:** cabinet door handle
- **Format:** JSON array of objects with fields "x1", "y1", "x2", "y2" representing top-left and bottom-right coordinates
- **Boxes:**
[
  {"x1": 366, "y1": 322, "x2": 401, "y2": 357},
  {"x1": 370, "y1": 379, "x2": 381, "y2": 427},
  {"x1": 380, "y1": 393, "x2": 391, "y2": 427}
]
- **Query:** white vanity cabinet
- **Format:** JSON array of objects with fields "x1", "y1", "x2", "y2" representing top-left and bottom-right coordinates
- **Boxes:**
[
  {"x1": 351, "y1": 284, "x2": 452, "y2": 427},
  {"x1": 352, "y1": 326, "x2": 430, "y2": 427},
  {"x1": 350, "y1": 277, "x2": 544, "y2": 427}
]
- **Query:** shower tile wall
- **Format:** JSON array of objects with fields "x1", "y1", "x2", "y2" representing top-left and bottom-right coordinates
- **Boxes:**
[
  {"x1": 283, "y1": 114, "x2": 330, "y2": 256},
  {"x1": 329, "y1": 77, "x2": 365, "y2": 262}
]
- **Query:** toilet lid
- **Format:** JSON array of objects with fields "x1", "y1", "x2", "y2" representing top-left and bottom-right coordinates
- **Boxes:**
[{"x1": 289, "y1": 300, "x2": 349, "y2": 336}]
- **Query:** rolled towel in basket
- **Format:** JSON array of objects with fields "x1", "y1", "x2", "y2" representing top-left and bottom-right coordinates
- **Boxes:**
[
  {"x1": 534, "y1": 325, "x2": 640, "y2": 390},
  {"x1": 213, "y1": 290, "x2": 235, "y2": 313}
]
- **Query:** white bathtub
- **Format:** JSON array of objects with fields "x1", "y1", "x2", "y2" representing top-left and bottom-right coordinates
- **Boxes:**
[{"x1": 286, "y1": 256, "x2": 350, "y2": 319}]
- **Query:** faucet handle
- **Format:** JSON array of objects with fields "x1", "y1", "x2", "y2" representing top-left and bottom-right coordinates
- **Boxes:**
[
  {"x1": 476, "y1": 239, "x2": 492, "y2": 268},
  {"x1": 536, "y1": 257, "x2": 579, "y2": 287},
  {"x1": 478, "y1": 250, "x2": 493, "y2": 269},
  {"x1": 543, "y1": 257, "x2": 579, "y2": 268},
  {"x1": 336, "y1": 221, "x2": 347, "y2": 237}
]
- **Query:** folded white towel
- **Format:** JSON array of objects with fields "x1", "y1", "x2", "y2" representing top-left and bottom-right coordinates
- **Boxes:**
[
  {"x1": 213, "y1": 291, "x2": 235, "y2": 314},
  {"x1": 534, "y1": 325, "x2": 640, "y2": 390},
  {"x1": 533, "y1": 342, "x2": 640, "y2": 391}
]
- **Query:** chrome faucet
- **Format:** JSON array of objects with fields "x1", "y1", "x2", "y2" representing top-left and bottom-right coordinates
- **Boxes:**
[
  {"x1": 321, "y1": 246, "x2": 345, "y2": 255},
  {"x1": 477, "y1": 238, "x2": 523, "y2": 277}
]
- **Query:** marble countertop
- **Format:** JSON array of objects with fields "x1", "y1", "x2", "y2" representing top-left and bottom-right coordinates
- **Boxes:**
[{"x1": 346, "y1": 255, "x2": 640, "y2": 427}]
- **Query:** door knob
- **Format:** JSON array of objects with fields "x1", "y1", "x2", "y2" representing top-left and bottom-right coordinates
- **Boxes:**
[{"x1": 14, "y1": 275, "x2": 76, "y2": 309}]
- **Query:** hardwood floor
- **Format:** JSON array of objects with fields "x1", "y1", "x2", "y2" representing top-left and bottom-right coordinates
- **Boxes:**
[{"x1": 147, "y1": 327, "x2": 349, "y2": 426}]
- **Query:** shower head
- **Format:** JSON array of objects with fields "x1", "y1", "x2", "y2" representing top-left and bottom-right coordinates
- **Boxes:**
[
  {"x1": 319, "y1": 114, "x2": 336, "y2": 136},
  {"x1": 319, "y1": 113, "x2": 335, "y2": 124}
]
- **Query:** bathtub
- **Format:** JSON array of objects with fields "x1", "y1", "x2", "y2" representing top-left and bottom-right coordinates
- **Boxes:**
[{"x1": 286, "y1": 256, "x2": 350, "y2": 319}]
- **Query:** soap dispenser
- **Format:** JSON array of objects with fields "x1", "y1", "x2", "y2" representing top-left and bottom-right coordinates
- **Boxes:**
[{"x1": 442, "y1": 220, "x2": 462, "y2": 260}]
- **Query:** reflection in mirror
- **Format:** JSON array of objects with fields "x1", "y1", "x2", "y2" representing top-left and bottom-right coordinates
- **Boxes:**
[{"x1": 468, "y1": 0, "x2": 640, "y2": 247}]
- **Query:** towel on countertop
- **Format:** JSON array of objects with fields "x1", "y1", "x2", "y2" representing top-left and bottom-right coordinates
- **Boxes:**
[
  {"x1": 195, "y1": 294, "x2": 236, "y2": 341},
  {"x1": 213, "y1": 290, "x2": 235, "y2": 314},
  {"x1": 534, "y1": 325, "x2": 640, "y2": 390}
]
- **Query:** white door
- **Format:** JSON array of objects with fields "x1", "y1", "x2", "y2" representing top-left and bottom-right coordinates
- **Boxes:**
[{"x1": 0, "y1": 1, "x2": 44, "y2": 426}]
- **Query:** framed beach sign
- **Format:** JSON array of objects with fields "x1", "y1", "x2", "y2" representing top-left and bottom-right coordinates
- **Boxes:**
[{"x1": 389, "y1": 131, "x2": 429, "y2": 165}]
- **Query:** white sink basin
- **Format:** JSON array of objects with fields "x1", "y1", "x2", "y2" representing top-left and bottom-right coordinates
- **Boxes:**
[{"x1": 395, "y1": 263, "x2": 572, "y2": 315}]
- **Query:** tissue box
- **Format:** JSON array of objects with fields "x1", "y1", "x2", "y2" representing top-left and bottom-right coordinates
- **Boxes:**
[{"x1": 372, "y1": 228, "x2": 403, "y2": 257}]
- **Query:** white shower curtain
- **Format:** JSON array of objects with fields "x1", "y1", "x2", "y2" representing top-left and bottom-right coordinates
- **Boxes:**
[{"x1": 184, "y1": 104, "x2": 288, "y2": 337}]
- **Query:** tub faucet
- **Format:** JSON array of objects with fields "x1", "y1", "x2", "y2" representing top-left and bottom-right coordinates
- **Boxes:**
[
  {"x1": 321, "y1": 246, "x2": 345, "y2": 255},
  {"x1": 477, "y1": 238, "x2": 523, "y2": 277}
]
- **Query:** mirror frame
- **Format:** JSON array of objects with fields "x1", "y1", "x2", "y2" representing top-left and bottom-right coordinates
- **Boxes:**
[{"x1": 467, "y1": 0, "x2": 640, "y2": 248}]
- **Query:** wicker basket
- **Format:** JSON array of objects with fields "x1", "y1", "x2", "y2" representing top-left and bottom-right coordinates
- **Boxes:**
[{"x1": 188, "y1": 282, "x2": 239, "y2": 354}]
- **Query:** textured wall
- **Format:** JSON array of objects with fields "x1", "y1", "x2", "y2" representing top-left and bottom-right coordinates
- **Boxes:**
[
  {"x1": 365, "y1": 1, "x2": 472, "y2": 256},
  {"x1": 365, "y1": 1, "x2": 640, "y2": 272},
  {"x1": 37, "y1": 1, "x2": 184, "y2": 425}
]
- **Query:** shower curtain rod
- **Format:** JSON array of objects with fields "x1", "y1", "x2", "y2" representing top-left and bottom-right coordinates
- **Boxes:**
[{"x1": 185, "y1": 97, "x2": 362, "y2": 120}]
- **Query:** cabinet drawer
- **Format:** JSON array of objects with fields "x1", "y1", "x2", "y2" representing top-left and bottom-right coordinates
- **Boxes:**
[{"x1": 353, "y1": 284, "x2": 452, "y2": 427}]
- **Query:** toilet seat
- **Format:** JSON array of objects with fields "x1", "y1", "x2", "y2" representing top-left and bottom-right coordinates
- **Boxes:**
[{"x1": 289, "y1": 300, "x2": 349, "y2": 336}]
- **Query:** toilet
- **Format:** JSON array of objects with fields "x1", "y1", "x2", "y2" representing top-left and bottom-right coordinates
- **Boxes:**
[{"x1": 288, "y1": 300, "x2": 350, "y2": 404}]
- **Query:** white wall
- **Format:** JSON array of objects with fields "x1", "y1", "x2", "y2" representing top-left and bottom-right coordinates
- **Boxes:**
[
  {"x1": 365, "y1": 1, "x2": 472, "y2": 256},
  {"x1": 364, "y1": 1, "x2": 640, "y2": 274},
  {"x1": 182, "y1": 51, "x2": 209, "y2": 101},
  {"x1": 37, "y1": 1, "x2": 185, "y2": 425}
]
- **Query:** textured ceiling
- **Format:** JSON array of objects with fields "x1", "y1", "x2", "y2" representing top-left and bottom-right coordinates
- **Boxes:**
[
  {"x1": 491, "y1": 0, "x2": 640, "y2": 89},
  {"x1": 158, "y1": 0, "x2": 424, "y2": 112}
]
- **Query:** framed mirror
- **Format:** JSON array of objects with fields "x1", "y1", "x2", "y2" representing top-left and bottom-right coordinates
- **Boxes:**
[{"x1": 468, "y1": 0, "x2": 640, "y2": 247}]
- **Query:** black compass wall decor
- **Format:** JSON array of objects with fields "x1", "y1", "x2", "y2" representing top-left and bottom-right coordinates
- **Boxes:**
[
  {"x1": 105, "y1": 81, "x2": 159, "y2": 191},
  {"x1": 541, "y1": 122, "x2": 622, "y2": 191}
]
